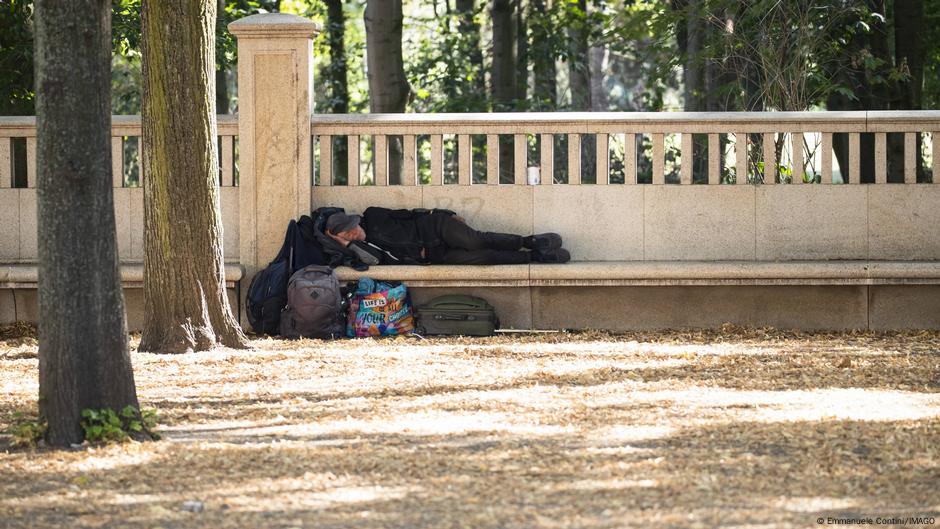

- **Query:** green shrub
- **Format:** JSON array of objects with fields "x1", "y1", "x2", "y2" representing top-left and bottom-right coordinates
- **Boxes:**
[
  {"x1": 81, "y1": 406, "x2": 160, "y2": 444},
  {"x1": 7, "y1": 412, "x2": 47, "y2": 448}
]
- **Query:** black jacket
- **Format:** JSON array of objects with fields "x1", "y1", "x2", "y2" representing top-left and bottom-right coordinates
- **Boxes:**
[{"x1": 361, "y1": 207, "x2": 455, "y2": 264}]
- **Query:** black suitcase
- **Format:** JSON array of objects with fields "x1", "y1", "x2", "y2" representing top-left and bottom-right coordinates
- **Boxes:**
[{"x1": 414, "y1": 295, "x2": 499, "y2": 336}]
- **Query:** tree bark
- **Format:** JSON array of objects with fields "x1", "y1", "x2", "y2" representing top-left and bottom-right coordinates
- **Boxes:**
[
  {"x1": 828, "y1": 0, "x2": 894, "y2": 183},
  {"x1": 365, "y1": 0, "x2": 409, "y2": 184},
  {"x1": 456, "y1": 0, "x2": 486, "y2": 98},
  {"x1": 566, "y1": 0, "x2": 590, "y2": 111},
  {"x1": 515, "y1": 0, "x2": 528, "y2": 104},
  {"x1": 894, "y1": 0, "x2": 925, "y2": 179},
  {"x1": 326, "y1": 0, "x2": 349, "y2": 183},
  {"x1": 34, "y1": 0, "x2": 140, "y2": 446},
  {"x1": 215, "y1": 0, "x2": 229, "y2": 115},
  {"x1": 491, "y1": 0, "x2": 516, "y2": 111},
  {"x1": 140, "y1": 0, "x2": 248, "y2": 353},
  {"x1": 566, "y1": 0, "x2": 594, "y2": 182},
  {"x1": 530, "y1": 0, "x2": 557, "y2": 110}
]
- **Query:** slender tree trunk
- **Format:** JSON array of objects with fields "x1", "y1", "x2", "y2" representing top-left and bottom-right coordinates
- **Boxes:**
[
  {"x1": 530, "y1": 0, "x2": 557, "y2": 110},
  {"x1": 34, "y1": 0, "x2": 139, "y2": 446},
  {"x1": 515, "y1": 0, "x2": 528, "y2": 104},
  {"x1": 365, "y1": 0, "x2": 408, "y2": 184},
  {"x1": 682, "y1": 0, "x2": 704, "y2": 112},
  {"x1": 490, "y1": 0, "x2": 516, "y2": 181},
  {"x1": 456, "y1": 0, "x2": 486, "y2": 98},
  {"x1": 140, "y1": 0, "x2": 248, "y2": 353},
  {"x1": 326, "y1": 0, "x2": 349, "y2": 183},
  {"x1": 589, "y1": 46, "x2": 607, "y2": 111},
  {"x1": 215, "y1": 0, "x2": 229, "y2": 114},
  {"x1": 566, "y1": 0, "x2": 593, "y2": 181},
  {"x1": 566, "y1": 0, "x2": 590, "y2": 110},
  {"x1": 894, "y1": 0, "x2": 925, "y2": 179},
  {"x1": 491, "y1": 0, "x2": 515, "y2": 111}
]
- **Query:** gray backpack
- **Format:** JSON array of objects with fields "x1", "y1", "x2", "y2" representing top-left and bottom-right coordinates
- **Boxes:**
[{"x1": 279, "y1": 265, "x2": 345, "y2": 339}]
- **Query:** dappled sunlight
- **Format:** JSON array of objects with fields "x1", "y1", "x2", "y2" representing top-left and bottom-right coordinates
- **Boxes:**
[
  {"x1": 2, "y1": 329, "x2": 940, "y2": 528},
  {"x1": 586, "y1": 387, "x2": 940, "y2": 423}
]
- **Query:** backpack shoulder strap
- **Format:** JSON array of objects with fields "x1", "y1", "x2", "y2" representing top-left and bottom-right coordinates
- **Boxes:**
[{"x1": 270, "y1": 219, "x2": 297, "y2": 266}]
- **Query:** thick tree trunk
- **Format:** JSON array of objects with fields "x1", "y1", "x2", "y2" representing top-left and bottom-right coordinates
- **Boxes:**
[
  {"x1": 326, "y1": 0, "x2": 349, "y2": 183},
  {"x1": 530, "y1": 0, "x2": 557, "y2": 110},
  {"x1": 365, "y1": 0, "x2": 409, "y2": 184},
  {"x1": 140, "y1": 0, "x2": 248, "y2": 353},
  {"x1": 34, "y1": 0, "x2": 139, "y2": 446}
]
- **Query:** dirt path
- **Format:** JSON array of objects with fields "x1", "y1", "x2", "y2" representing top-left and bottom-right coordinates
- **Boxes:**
[{"x1": 1, "y1": 327, "x2": 939, "y2": 528}]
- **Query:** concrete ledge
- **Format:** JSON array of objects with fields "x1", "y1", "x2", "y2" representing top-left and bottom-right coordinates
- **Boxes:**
[
  {"x1": 0, "y1": 263, "x2": 244, "y2": 288},
  {"x1": 335, "y1": 261, "x2": 940, "y2": 287}
]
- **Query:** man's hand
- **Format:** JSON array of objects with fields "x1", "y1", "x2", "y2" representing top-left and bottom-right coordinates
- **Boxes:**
[{"x1": 326, "y1": 230, "x2": 350, "y2": 247}]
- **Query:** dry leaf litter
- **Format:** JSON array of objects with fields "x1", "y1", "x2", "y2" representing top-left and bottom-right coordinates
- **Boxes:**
[{"x1": 1, "y1": 324, "x2": 939, "y2": 528}]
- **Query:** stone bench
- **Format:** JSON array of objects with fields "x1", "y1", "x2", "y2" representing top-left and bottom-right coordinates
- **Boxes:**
[
  {"x1": 4, "y1": 261, "x2": 939, "y2": 331},
  {"x1": 1, "y1": 263, "x2": 243, "y2": 327},
  {"x1": 334, "y1": 260, "x2": 940, "y2": 330}
]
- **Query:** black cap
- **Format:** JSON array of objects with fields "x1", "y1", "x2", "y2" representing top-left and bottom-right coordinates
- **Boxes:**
[{"x1": 325, "y1": 212, "x2": 361, "y2": 234}]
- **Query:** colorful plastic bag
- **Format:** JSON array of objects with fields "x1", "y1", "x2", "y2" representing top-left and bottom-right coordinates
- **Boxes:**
[{"x1": 346, "y1": 278, "x2": 415, "y2": 337}]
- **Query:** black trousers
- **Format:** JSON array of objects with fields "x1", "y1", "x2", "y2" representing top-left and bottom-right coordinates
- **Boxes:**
[{"x1": 431, "y1": 216, "x2": 531, "y2": 265}]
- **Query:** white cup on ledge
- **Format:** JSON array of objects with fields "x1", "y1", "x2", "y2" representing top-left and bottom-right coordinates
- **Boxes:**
[{"x1": 527, "y1": 166, "x2": 540, "y2": 186}]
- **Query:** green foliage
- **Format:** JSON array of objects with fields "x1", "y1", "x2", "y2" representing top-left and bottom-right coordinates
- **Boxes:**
[
  {"x1": 923, "y1": 0, "x2": 940, "y2": 110},
  {"x1": 81, "y1": 406, "x2": 159, "y2": 445},
  {"x1": 405, "y1": 3, "x2": 490, "y2": 113},
  {"x1": 0, "y1": 0, "x2": 35, "y2": 115},
  {"x1": 307, "y1": 0, "x2": 370, "y2": 114},
  {"x1": 6, "y1": 412, "x2": 46, "y2": 448}
]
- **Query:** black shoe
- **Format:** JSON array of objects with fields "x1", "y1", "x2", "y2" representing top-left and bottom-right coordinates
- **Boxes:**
[
  {"x1": 532, "y1": 247, "x2": 570, "y2": 263},
  {"x1": 525, "y1": 233, "x2": 562, "y2": 252}
]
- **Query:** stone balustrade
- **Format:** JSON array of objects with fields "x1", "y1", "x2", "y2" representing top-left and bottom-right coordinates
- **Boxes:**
[{"x1": 1, "y1": 12, "x2": 939, "y2": 330}]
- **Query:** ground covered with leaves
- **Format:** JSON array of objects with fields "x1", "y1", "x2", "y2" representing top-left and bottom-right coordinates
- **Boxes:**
[{"x1": 1, "y1": 324, "x2": 939, "y2": 528}]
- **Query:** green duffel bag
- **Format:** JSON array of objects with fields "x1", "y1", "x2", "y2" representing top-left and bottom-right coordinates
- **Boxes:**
[{"x1": 414, "y1": 294, "x2": 499, "y2": 336}]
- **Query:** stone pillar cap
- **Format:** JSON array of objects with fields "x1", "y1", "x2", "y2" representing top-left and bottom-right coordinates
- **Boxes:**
[{"x1": 228, "y1": 13, "x2": 321, "y2": 39}]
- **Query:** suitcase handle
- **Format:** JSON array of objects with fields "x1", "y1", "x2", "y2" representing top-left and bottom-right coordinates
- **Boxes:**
[
  {"x1": 430, "y1": 302, "x2": 485, "y2": 310},
  {"x1": 434, "y1": 313, "x2": 476, "y2": 321}
]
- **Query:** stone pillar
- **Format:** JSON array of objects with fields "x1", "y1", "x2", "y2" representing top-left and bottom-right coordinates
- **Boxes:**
[{"x1": 229, "y1": 14, "x2": 319, "y2": 326}]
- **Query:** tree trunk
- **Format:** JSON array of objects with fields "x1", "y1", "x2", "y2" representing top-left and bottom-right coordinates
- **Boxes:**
[
  {"x1": 215, "y1": 0, "x2": 229, "y2": 114},
  {"x1": 456, "y1": 0, "x2": 486, "y2": 98},
  {"x1": 365, "y1": 0, "x2": 409, "y2": 184},
  {"x1": 515, "y1": 0, "x2": 528, "y2": 105},
  {"x1": 894, "y1": 0, "x2": 925, "y2": 179},
  {"x1": 682, "y1": 0, "x2": 704, "y2": 112},
  {"x1": 828, "y1": 0, "x2": 893, "y2": 183},
  {"x1": 34, "y1": 0, "x2": 140, "y2": 446},
  {"x1": 530, "y1": 0, "x2": 557, "y2": 110},
  {"x1": 491, "y1": 0, "x2": 515, "y2": 111},
  {"x1": 589, "y1": 46, "x2": 608, "y2": 111},
  {"x1": 326, "y1": 0, "x2": 349, "y2": 183},
  {"x1": 566, "y1": 0, "x2": 593, "y2": 182},
  {"x1": 566, "y1": 0, "x2": 590, "y2": 111},
  {"x1": 140, "y1": 0, "x2": 248, "y2": 353}
]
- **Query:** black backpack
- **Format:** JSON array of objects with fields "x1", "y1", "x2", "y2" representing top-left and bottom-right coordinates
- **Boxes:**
[{"x1": 246, "y1": 218, "x2": 327, "y2": 335}]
